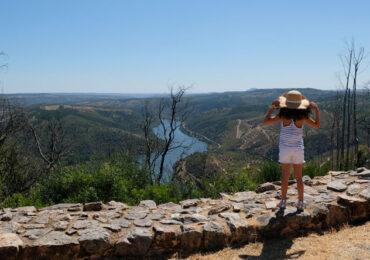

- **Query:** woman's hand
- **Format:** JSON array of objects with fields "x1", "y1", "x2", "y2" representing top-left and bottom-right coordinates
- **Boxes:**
[
  {"x1": 271, "y1": 100, "x2": 280, "y2": 108},
  {"x1": 310, "y1": 101, "x2": 318, "y2": 110}
]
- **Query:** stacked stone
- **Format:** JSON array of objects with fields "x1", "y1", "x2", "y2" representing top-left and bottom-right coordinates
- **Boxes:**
[{"x1": 0, "y1": 167, "x2": 369, "y2": 259}]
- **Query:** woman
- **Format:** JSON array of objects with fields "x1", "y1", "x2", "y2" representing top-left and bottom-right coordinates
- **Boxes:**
[{"x1": 263, "y1": 90, "x2": 320, "y2": 210}]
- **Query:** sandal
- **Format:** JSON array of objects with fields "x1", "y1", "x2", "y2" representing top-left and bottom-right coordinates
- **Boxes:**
[
  {"x1": 278, "y1": 200, "x2": 286, "y2": 209},
  {"x1": 297, "y1": 200, "x2": 304, "y2": 210}
]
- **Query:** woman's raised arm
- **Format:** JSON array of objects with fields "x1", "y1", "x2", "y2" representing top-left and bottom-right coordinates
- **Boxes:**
[
  {"x1": 263, "y1": 100, "x2": 280, "y2": 125},
  {"x1": 305, "y1": 101, "x2": 320, "y2": 128}
]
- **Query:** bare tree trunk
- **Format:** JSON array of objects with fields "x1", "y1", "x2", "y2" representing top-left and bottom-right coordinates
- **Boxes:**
[
  {"x1": 340, "y1": 47, "x2": 353, "y2": 169},
  {"x1": 352, "y1": 47, "x2": 364, "y2": 166},
  {"x1": 330, "y1": 118, "x2": 335, "y2": 169},
  {"x1": 346, "y1": 88, "x2": 351, "y2": 169},
  {"x1": 155, "y1": 86, "x2": 190, "y2": 184}
]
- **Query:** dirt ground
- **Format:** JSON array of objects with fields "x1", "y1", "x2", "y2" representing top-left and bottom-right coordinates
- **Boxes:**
[{"x1": 171, "y1": 221, "x2": 370, "y2": 260}]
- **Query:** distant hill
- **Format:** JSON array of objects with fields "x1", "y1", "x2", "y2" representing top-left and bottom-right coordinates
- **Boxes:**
[{"x1": 10, "y1": 88, "x2": 369, "y2": 173}]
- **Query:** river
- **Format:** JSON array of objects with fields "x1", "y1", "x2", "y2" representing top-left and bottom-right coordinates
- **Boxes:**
[{"x1": 152, "y1": 120, "x2": 207, "y2": 180}]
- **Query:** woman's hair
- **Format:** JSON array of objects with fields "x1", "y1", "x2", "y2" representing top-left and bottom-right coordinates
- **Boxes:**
[{"x1": 278, "y1": 107, "x2": 311, "y2": 121}]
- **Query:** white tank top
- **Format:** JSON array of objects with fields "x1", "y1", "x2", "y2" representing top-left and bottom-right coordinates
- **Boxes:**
[{"x1": 279, "y1": 121, "x2": 304, "y2": 149}]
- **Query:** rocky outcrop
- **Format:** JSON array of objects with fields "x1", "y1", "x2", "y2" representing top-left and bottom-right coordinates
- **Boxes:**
[{"x1": 0, "y1": 168, "x2": 369, "y2": 259}]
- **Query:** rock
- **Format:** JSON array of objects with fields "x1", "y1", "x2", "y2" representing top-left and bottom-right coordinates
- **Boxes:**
[
  {"x1": 139, "y1": 200, "x2": 157, "y2": 209},
  {"x1": 180, "y1": 199, "x2": 199, "y2": 208},
  {"x1": 0, "y1": 222, "x2": 21, "y2": 234},
  {"x1": 83, "y1": 201, "x2": 103, "y2": 211},
  {"x1": 147, "y1": 213, "x2": 165, "y2": 220},
  {"x1": 304, "y1": 186, "x2": 320, "y2": 196},
  {"x1": 0, "y1": 233, "x2": 23, "y2": 260},
  {"x1": 134, "y1": 218, "x2": 152, "y2": 227},
  {"x1": 219, "y1": 193, "x2": 231, "y2": 199},
  {"x1": 152, "y1": 223, "x2": 180, "y2": 252},
  {"x1": 66, "y1": 229, "x2": 77, "y2": 236},
  {"x1": 55, "y1": 214, "x2": 72, "y2": 222},
  {"x1": 203, "y1": 221, "x2": 226, "y2": 251},
  {"x1": 229, "y1": 191, "x2": 256, "y2": 202},
  {"x1": 124, "y1": 212, "x2": 148, "y2": 220},
  {"x1": 226, "y1": 218, "x2": 253, "y2": 245},
  {"x1": 255, "y1": 183, "x2": 276, "y2": 193},
  {"x1": 257, "y1": 213, "x2": 276, "y2": 228},
  {"x1": 232, "y1": 203, "x2": 244, "y2": 212},
  {"x1": 278, "y1": 208, "x2": 312, "y2": 227},
  {"x1": 325, "y1": 204, "x2": 349, "y2": 227},
  {"x1": 12, "y1": 216, "x2": 32, "y2": 224},
  {"x1": 327, "y1": 181, "x2": 347, "y2": 192},
  {"x1": 1, "y1": 213, "x2": 12, "y2": 221},
  {"x1": 208, "y1": 203, "x2": 230, "y2": 215},
  {"x1": 347, "y1": 184, "x2": 362, "y2": 196},
  {"x1": 180, "y1": 225, "x2": 202, "y2": 253},
  {"x1": 41, "y1": 203, "x2": 81, "y2": 211},
  {"x1": 175, "y1": 207, "x2": 199, "y2": 214},
  {"x1": 124, "y1": 206, "x2": 149, "y2": 220},
  {"x1": 17, "y1": 206, "x2": 37, "y2": 215},
  {"x1": 115, "y1": 228, "x2": 152, "y2": 256},
  {"x1": 359, "y1": 187, "x2": 370, "y2": 200},
  {"x1": 53, "y1": 221, "x2": 69, "y2": 231},
  {"x1": 35, "y1": 212, "x2": 50, "y2": 224},
  {"x1": 67, "y1": 206, "x2": 82, "y2": 212},
  {"x1": 219, "y1": 212, "x2": 240, "y2": 221},
  {"x1": 313, "y1": 193, "x2": 337, "y2": 203},
  {"x1": 287, "y1": 189, "x2": 298, "y2": 196},
  {"x1": 106, "y1": 210, "x2": 122, "y2": 219},
  {"x1": 312, "y1": 176, "x2": 331, "y2": 185},
  {"x1": 23, "y1": 228, "x2": 52, "y2": 240},
  {"x1": 337, "y1": 194, "x2": 368, "y2": 221},
  {"x1": 264, "y1": 199, "x2": 278, "y2": 209},
  {"x1": 72, "y1": 220, "x2": 98, "y2": 230},
  {"x1": 329, "y1": 171, "x2": 346, "y2": 176},
  {"x1": 302, "y1": 175, "x2": 313, "y2": 186},
  {"x1": 171, "y1": 214, "x2": 207, "y2": 224},
  {"x1": 160, "y1": 219, "x2": 183, "y2": 225},
  {"x1": 111, "y1": 218, "x2": 131, "y2": 228},
  {"x1": 102, "y1": 224, "x2": 121, "y2": 233},
  {"x1": 358, "y1": 169, "x2": 370, "y2": 178},
  {"x1": 93, "y1": 216, "x2": 107, "y2": 223},
  {"x1": 356, "y1": 167, "x2": 368, "y2": 173},
  {"x1": 158, "y1": 202, "x2": 182, "y2": 211},
  {"x1": 257, "y1": 190, "x2": 278, "y2": 200},
  {"x1": 107, "y1": 201, "x2": 129, "y2": 210},
  {"x1": 273, "y1": 180, "x2": 296, "y2": 186},
  {"x1": 78, "y1": 227, "x2": 110, "y2": 254},
  {"x1": 23, "y1": 224, "x2": 45, "y2": 229},
  {"x1": 24, "y1": 232, "x2": 79, "y2": 260}
]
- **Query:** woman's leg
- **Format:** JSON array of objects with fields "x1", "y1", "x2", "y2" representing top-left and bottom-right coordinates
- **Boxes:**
[
  {"x1": 281, "y1": 163, "x2": 290, "y2": 200},
  {"x1": 293, "y1": 164, "x2": 304, "y2": 202}
]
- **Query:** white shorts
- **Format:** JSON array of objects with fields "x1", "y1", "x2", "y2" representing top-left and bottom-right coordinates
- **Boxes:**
[{"x1": 279, "y1": 147, "x2": 305, "y2": 164}]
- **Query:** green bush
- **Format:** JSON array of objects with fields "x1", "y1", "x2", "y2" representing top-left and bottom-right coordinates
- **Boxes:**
[
  {"x1": 255, "y1": 161, "x2": 282, "y2": 183},
  {"x1": 302, "y1": 160, "x2": 330, "y2": 178}
]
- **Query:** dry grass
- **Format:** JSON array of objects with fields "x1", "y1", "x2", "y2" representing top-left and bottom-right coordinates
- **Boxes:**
[{"x1": 171, "y1": 221, "x2": 370, "y2": 260}]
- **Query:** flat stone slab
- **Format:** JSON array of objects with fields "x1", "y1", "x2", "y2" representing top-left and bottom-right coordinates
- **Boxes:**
[
  {"x1": 0, "y1": 233, "x2": 23, "y2": 259},
  {"x1": 327, "y1": 181, "x2": 347, "y2": 192},
  {"x1": 78, "y1": 227, "x2": 110, "y2": 254}
]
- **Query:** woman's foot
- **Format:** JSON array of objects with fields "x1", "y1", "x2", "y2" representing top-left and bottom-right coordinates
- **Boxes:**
[
  {"x1": 278, "y1": 200, "x2": 286, "y2": 209},
  {"x1": 297, "y1": 200, "x2": 304, "y2": 210}
]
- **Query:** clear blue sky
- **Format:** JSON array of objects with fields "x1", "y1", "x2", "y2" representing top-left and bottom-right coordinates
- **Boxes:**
[{"x1": 1, "y1": 0, "x2": 370, "y2": 94}]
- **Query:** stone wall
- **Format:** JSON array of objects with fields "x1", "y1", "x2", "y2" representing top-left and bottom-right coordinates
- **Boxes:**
[{"x1": 0, "y1": 167, "x2": 369, "y2": 259}]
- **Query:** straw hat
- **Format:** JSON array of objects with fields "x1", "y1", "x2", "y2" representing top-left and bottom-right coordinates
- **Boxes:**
[{"x1": 278, "y1": 90, "x2": 310, "y2": 109}]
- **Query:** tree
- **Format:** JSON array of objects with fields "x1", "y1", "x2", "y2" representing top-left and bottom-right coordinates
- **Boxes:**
[
  {"x1": 334, "y1": 40, "x2": 367, "y2": 169},
  {"x1": 28, "y1": 111, "x2": 67, "y2": 170},
  {"x1": 142, "y1": 86, "x2": 192, "y2": 184}
]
